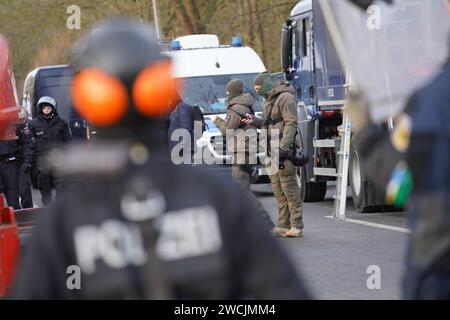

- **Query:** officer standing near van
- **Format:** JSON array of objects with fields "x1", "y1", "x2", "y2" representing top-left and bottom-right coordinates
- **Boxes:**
[
  {"x1": 167, "y1": 92, "x2": 195, "y2": 162},
  {"x1": 0, "y1": 123, "x2": 34, "y2": 210},
  {"x1": 13, "y1": 19, "x2": 310, "y2": 299},
  {"x1": 214, "y1": 79, "x2": 275, "y2": 230},
  {"x1": 243, "y1": 72, "x2": 304, "y2": 238},
  {"x1": 30, "y1": 96, "x2": 72, "y2": 206}
]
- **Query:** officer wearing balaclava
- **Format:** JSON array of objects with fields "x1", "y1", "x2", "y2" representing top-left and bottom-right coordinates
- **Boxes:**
[
  {"x1": 214, "y1": 79, "x2": 275, "y2": 231},
  {"x1": 243, "y1": 72, "x2": 304, "y2": 238}
]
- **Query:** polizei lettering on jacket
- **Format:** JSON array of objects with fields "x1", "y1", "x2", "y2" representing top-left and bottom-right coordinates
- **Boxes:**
[
  {"x1": 155, "y1": 206, "x2": 222, "y2": 261},
  {"x1": 73, "y1": 206, "x2": 223, "y2": 273}
]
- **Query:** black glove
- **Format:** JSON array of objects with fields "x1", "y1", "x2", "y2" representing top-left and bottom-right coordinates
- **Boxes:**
[
  {"x1": 278, "y1": 148, "x2": 290, "y2": 169},
  {"x1": 22, "y1": 162, "x2": 33, "y2": 174},
  {"x1": 239, "y1": 164, "x2": 258, "y2": 178}
]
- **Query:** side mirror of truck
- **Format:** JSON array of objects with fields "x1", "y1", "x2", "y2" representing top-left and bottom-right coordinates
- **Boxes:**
[{"x1": 281, "y1": 20, "x2": 293, "y2": 78}]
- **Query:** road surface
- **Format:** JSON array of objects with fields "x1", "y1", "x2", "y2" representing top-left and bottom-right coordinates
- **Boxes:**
[{"x1": 252, "y1": 183, "x2": 409, "y2": 300}]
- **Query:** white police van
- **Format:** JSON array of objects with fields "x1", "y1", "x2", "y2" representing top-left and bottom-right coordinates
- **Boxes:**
[{"x1": 164, "y1": 35, "x2": 269, "y2": 181}]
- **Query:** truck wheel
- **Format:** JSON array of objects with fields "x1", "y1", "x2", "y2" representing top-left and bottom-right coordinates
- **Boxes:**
[
  {"x1": 349, "y1": 142, "x2": 374, "y2": 212},
  {"x1": 298, "y1": 167, "x2": 327, "y2": 202}
]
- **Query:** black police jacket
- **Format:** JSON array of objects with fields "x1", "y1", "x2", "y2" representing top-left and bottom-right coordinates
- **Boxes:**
[
  {"x1": 29, "y1": 114, "x2": 72, "y2": 158},
  {"x1": 168, "y1": 101, "x2": 195, "y2": 156},
  {"x1": 12, "y1": 142, "x2": 310, "y2": 299},
  {"x1": 0, "y1": 123, "x2": 34, "y2": 164}
]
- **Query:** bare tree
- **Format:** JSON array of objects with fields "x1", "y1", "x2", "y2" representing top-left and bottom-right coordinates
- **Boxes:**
[
  {"x1": 0, "y1": 0, "x2": 299, "y2": 92},
  {"x1": 250, "y1": 0, "x2": 267, "y2": 62},
  {"x1": 170, "y1": 0, "x2": 196, "y2": 34},
  {"x1": 184, "y1": 0, "x2": 206, "y2": 34}
]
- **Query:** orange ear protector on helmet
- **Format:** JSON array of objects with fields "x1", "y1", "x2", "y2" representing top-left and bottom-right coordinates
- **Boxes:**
[{"x1": 71, "y1": 60, "x2": 179, "y2": 126}]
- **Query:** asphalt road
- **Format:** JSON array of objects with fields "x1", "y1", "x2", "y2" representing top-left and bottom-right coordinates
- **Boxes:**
[{"x1": 252, "y1": 183, "x2": 410, "y2": 300}]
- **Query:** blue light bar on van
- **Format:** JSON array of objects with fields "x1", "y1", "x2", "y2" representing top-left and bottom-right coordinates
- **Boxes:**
[
  {"x1": 171, "y1": 40, "x2": 181, "y2": 51},
  {"x1": 231, "y1": 37, "x2": 242, "y2": 47}
]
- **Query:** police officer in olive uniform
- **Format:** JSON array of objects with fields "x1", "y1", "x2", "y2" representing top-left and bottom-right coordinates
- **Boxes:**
[
  {"x1": 244, "y1": 72, "x2": 304, "y2": 238},
  {"x1": 214, "y1": 79, "x2": 275, "y2": 230},
  {"x1": 0, "y1": 123, "x2": 34, "y2": 210},
  {"x1": 12, "y1": 20, "x2": 310, "y2": 300},
  {"x1": 30, "y1": 96, "x2": 72, "y2": 206}
]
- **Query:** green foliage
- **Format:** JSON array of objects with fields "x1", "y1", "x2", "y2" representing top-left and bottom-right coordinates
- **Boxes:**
[{"x1": 0, "y1": 0, "x2": 297, "y2": 98}]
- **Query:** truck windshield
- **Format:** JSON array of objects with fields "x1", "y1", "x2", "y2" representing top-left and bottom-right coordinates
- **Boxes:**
[{"x1": 179, "y1": 73, "x2": 263, "y2": 115}]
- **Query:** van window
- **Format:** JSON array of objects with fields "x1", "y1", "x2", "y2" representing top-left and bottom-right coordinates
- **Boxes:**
[
  {"x1": 179, "y1": 73, "x2": 264, "y2": 115},
  {"x1": 294, "y1": 17, "x2": 311, "y2": 58},
  {"x1": 302, "y1": 17, "x2": 311, "y2": 57}
]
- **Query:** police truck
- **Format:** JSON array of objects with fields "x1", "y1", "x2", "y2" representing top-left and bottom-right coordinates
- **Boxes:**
[{"x1": 281, "y1": 0, "x2": 387, "y2": 211}]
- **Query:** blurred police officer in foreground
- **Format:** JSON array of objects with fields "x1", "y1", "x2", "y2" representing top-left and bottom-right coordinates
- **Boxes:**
[
  {"x1": 12, "y1": 19, "x2": 309, "y2": 299},
  {"x1": 244, "y1": 73, "x2": 304, "y2": 238},
  {"x1": 352, "y1": 0, "x2": 450, "y2": 299},
  {"x1": 0, "y1": 122, "x2": 33, "y2": 209}
]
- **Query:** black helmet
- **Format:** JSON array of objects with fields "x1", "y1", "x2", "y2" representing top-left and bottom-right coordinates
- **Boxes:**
[{"x1": 70, "y1": 19, "x2": 179, "y2": 139}]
